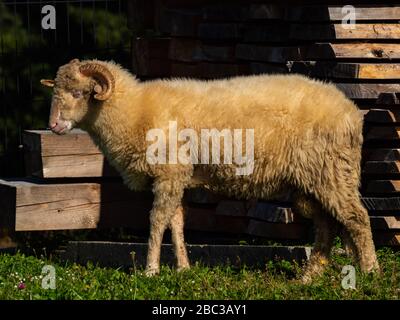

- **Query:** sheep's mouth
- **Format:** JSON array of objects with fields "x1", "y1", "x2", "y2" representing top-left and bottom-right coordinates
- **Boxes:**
[
  {"x1": 50, "y1": 121, "x2": 74, "y2": 135},
  {"x1": 52, "y1": 126, "x2": 69, "y2": 135}
]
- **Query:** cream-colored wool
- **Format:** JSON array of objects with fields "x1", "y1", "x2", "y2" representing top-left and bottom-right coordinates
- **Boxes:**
[{"x1": 42, "y1": 59, "x2": 379, "y2": 282}]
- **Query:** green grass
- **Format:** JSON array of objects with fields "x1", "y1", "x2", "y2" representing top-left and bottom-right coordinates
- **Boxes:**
[{"x1": 0, "y1": 248, "x2": 399, "y2": 300}]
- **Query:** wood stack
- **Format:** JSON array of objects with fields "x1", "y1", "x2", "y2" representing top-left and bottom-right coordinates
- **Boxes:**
[
  {"x1": 0, "y1": 130, "x2": 312, "y2": 243},
  {"x1": 131, "y1": 2, "x2": 400, "y2": 245},
  {"x1": 1, "y1": 3, "x2": 399, "y2": 246}
]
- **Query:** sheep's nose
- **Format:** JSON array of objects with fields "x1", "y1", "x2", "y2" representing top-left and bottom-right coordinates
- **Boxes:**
[{"x1": 49, "y1": 122, "x2": 57, "y2": 129}]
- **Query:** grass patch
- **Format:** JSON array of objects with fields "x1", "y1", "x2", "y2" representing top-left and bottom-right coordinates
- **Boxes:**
[{"x1": 0, "y1": 248, "x2": 399, "y2": 300}]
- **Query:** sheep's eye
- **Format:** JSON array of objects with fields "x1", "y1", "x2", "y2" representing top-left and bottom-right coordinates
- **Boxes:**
[{"x1": 71, "y1": 89, "x2": 83, "y2": 99}]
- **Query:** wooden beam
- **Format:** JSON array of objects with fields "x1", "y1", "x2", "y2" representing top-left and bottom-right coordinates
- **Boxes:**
[
  {"x1": 365, "y1": 180, "x2": 400, "y2": 194},
  {"x1": 370, "y1": 216, "x2": 400, "y2": 230},
  {"x1": 363, "y1": 161, "x2": 400, "y2": 175},
  {"x1": 363, "y1": 149, "x2": 400, "y2": 162},
  {"x1": 286, "y1": 6, "x2": 400, "y2": 21},
  {"x1": 336, "y1": 84, "x2": 400, "y2": 100},
  {"x1": 0, "y1": 179, "x2": 152, "y2": 231},
  {"x1": 364, "y1": 109, "x2": 400, "y2": 123},
  {"x1": 362, "y1": 197, "x2": 400, "y2": 212},
  {"x1": 61, "y1": 241, "x2": 312, "y2": 268},
  {"x1": 247, "y1": 220, "x2": 309, "y2": 240},
  {"x1": 364, "y1": 127, "x2": 400, "y2": 141},
  {"x1": 291, "y1": 24, "x2": 400, "y2": 40},
  {"x1": 290, "y1": 62, "x2": 400, "y2": 79},
  {"x1": 373, "y1": 232, "x2": 400, "y2": 246},
  {"x1": 23, "y1": 130, "x2": 118, "y2": 178},
  {"x1": 237, "y1": 43, "x2": 400, "y2": 63}
]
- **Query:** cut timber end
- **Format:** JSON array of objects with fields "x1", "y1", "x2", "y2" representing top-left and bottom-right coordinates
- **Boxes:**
[
  {"x1": 23, "y1": 130, "x2": 118, "y2": 178},
  {"x1": 290, "y1": 62, "x2": 400, "y2": 80},
  {"x1": 364, "y1": 110, "x2": 400, "y2": 124},
  {"x1": 286, "y1": 6, "x2": 400, "y2": 21},
  {"x1": 370, "y1": 216, "x2": 400, "y2": 230},
  {"x1": 365, "y1": 180, "x2": 400, "y2": 194},
  {"x1": 0, "y1": 179, "x2": 151, "y2": 231}
]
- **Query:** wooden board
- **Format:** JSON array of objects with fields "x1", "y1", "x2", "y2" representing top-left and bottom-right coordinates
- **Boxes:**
[
  {"x1": 247, "y1": 220, "x2": 309, "y2": 240},
  {"x1": 364, "y1": 109, "x2": 400, "y2": 123},
  {"x1": 286, "y1": 6, "x2": 400, "y2": 21},
  {"x1": 362, "y1": 197, "x2": 400, "y2": 212},
  {"x1": 23, "y1": 130, "x2": 100, "y2": 156},
  {"x1": 364, "y1": 127, "x2": 400, "y2": 141},
  {"x1": 363, "y1": 149, "x2": 400, "y2": 162},
  {"x1": 0, "y1": 179, "x2": 152, "y2": 231},
  {"x1": 363, "y1": 161, "x2": 400, "y2": 175},
  {"x1": 365, "y1": 180, "x2": 400, "y2": 194},
  {"x1": 215, "y1": 199, "x2": 298, "y2": 223},
  {"x1": 290, "y1": 62, "x2": 400, "y2": 79},
  {"x1": 236, "y1": 43, "x2": 400, "y2": 63},
  {"x1": 370, "y1": 216, "x2": 400, "y2": 230},
  {"x1": 291, "y1": 24, "x2": 400, "y2": 40},
  {"x1": 336, "y1": 84, "x2": 400, "y2": 100},
  {"x1": 23, "y1": 130, "x2": 118, "y2": 178},
  {"x1": 61, "y1": 241, "x2": 312, "y2": 269},
  {"x1": 373, "y1": 232, "x2": 400, "y2": 246}
]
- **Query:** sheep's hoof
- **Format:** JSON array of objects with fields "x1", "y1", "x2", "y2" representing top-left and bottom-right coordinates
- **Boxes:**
[
  {"x1": 176, "y1": 265, "x2": 190, "y2": 273},
  {"x1": 144, "y1": 268, "x2": 160, "y2": 277}
]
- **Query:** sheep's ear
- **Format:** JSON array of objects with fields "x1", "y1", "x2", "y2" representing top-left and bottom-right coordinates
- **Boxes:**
[
  {"x1": 79, "y1": 63, "x2": 115, "y2": 101},
  {"x1": 40, "y1": 79, "x2": 55, "y2": 87},
  {"x1": 69, "y1": 58, "x2": 80, "y2": 64}
]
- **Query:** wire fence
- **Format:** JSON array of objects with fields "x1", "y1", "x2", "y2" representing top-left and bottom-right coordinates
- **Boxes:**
[{"x1": 0, "y1": 0, "x2": 132, "y2": 176}]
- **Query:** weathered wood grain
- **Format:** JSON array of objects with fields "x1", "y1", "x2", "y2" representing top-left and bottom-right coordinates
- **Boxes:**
[
  {"x1": 362, "y1": 197, "x2": 400, "y2": 212},
  {"x1": 363, "y1": 149, "x2": 400, "y2": 162},
  {"x1": 290, "y1": 62, "x2": 400, "y2": 79},
  {"x1": 364, "y1": 109, "x2": 400, "y2": 123},
  {"x1": 336, "y1": 84, "x2": 400, "y2": 100},
  {"x1": 237, "y1": 43, "x2": 400, "y2": 63},
  {"x1": 370, "y1": 216, "x2": 400, "y2": 230},
  {"x1": 286, "y1": 6, "x2": 400, "y2": 21},
  {"x1": 364, "y1": 127, "x2": 400, "y2": 141},
  {"x1": 373, "y1": 232, "x2": 400, "y2": 246},
  {"x1": 363, "y1": 161, "x2": 400, "y2": 176},
  {"x1": 366, "y1": 180, "x2": 400, "y2": 194},
  {"x1": 23, "y1": 130, "x2": 118, "y2": 178},
  {"x1": 291, "y1": 24, "x2": 400, "y2": 40},
  {"x1": 0, "y1": 179, "x2": 152, "y2": 231}
]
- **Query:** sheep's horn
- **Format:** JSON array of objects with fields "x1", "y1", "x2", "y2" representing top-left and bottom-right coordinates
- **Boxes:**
[
  {"x1": 79, "y1": 63, "x2": 114, "y2": 101},
  {"x1": 40, "y1": 79, "x2": 55, "y2": 87}
]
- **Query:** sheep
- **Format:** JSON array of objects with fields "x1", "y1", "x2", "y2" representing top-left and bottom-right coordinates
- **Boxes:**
[{"x1": 41, "y1": 58, "x2": 379, "y2": 283}]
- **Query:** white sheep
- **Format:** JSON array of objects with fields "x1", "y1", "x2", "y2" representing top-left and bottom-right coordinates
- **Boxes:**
[{"x1": 41, "y1": 58, "x2": 379, "y2": 283}]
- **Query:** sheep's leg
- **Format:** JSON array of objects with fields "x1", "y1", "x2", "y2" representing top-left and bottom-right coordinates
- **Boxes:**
[
  {"x1": 302, "y1": 211, "x2": 338, "y2": 284},
  {"x1": 339, "y1": 227, "x2": 357, "y2": 258},
  {"x1": 316, "y1": 189, "x2": 379, "y2": 273},
  {"x1": 293, "y1": 194, "x2": 337, "y2": 283},
  {"x1": 334, "y1": 200, "x2": 379, "y2": 273},
  {"x1": 145, "y1": 179, "x2": 186, "y2": 276},
  {"x1": 169, "y1": 205, "x2": 190, "y2": 271}
]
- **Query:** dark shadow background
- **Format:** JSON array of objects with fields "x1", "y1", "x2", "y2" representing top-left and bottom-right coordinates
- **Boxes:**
[{"x1": 0, "y1": 0, "x2": 132, "y2": 177}]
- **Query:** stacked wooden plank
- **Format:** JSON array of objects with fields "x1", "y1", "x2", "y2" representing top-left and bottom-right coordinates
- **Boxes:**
[
  {"x1": 0, "y1": 130, "x2": 312, "y2": 243},
  {"x1": 1, "y1": 3, "x2": 399, "y2": 246},
  {"x1": 130, "y1": 2, "x2": 400, "y2": 245}
]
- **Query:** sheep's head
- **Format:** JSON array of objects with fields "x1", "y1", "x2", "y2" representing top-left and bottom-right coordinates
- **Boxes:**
[{"x1": 41, "y1": 58, "x2": 114, "y2": 134}]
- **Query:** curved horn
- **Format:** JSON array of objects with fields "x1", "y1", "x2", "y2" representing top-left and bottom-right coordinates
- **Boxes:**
[
  {"x1": 79, "y1": 63, "x2": 114, "y2": 101},
  {"x1": 40, "y1": 79, "x2": 55, "y2": 87}
]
